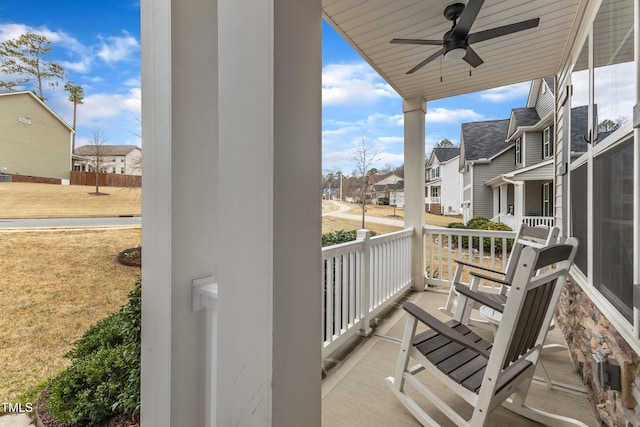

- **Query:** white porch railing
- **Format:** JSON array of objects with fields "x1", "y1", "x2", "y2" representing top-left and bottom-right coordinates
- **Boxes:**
[
  {"x1": 423, "y1": 226, "x2": 518, "y2": 288},
  {"x1": 522, "y1": 216, "x2": 555, "y2": 227},
  {"x1": 425, "y1": 197, "x2": 441, "y2": 204},
  {"x1": 322, "y1": 228, "x2": 413, "y2": 359},
  {"x1": 492, "y1": 214, "x2": 555, "y2": 229}
]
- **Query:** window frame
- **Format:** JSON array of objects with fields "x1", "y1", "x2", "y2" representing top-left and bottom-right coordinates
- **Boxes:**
[{"x1": 515, "y1": 138, "x2": 522, "y2": 165}]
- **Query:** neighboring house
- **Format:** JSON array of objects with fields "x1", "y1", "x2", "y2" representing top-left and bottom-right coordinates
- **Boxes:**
[
  {"x1": 366, "y1": 173, "x2": 403, "y2": 205},
  {"x1": 485, "y1": 77, "x2": 556, "y2": 228},
  {"x1": 459, "y1": 119, "x2": 512, "y2": 223},
  {"x1": 73, "y1": 145, "x2": 142, "y2": 176},
  {"x1": 0, "y1": 90, "x2": 74, "y2": 183},
  {"x1": 425, "y1": 147, "x2": 460, "y2": 215}
]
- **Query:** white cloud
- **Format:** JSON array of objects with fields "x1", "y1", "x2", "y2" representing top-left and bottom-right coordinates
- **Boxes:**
[
  {"x1": 378, "y1": 136, "x2": 403, "y2": 144},
  {"x1": 479, "y1": 81, "x2": 530, "y2": 102},
  {"x1": 426, "y1": 107, "x2": 483, "y2": 123},
  {"x1": 97, "y1": 32, "x2": 139, "y2": 64},
  {"x1": 322, "y1": 62, "x2": 398, "y2": 106}
]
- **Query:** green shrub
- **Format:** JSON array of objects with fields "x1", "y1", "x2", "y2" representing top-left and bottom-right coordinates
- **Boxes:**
[
  {"x1": 377, "y1": 197, "x2": 389, "y2": 205},
  {"x1": 477, "y1": 221, "x2": 514, "y2": 251},
  {"x1": 322, "y1": 230, "x2": 377, "y2": 247},
  {"x1": 446, "y1": 218, "x2": 513, "y2": 251},
  {"x1": 466, "y1": 216, "x2": 490, "y2": 229},
  {"x1": 47, "y1": 278, "x2": 141, "y2": 425},
  {"x1": 446, "y1": 222, "x2": 469, "y2": 248}
]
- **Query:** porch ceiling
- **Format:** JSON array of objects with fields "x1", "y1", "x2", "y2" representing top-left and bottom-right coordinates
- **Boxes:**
[{"x1": 322, "y1": 0, "x2": 583, "y2": 101}]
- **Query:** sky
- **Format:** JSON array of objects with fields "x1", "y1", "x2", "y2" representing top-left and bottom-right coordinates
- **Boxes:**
[{"x1": 0, "y1": 3, "x2": 532, "y2": 174}]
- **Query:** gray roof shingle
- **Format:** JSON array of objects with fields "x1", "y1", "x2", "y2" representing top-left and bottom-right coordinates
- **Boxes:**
[
  {"x1": 74, "y1": 145, "x2": 140, "y2": 156},
  {"x1": 461, "y1": 119, "x2": 511, "y2": 161},
  {"x1": 543, "y1": 76, "x2": 555, "y2": 94},
  {"x1": 512, "y1": 107, "x2": 540, "y2": 128},
  {"x1": 432, "y1": 147, "x2": 460, "y2": 163}
]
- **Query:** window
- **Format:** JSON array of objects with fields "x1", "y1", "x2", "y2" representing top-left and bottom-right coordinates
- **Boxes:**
[
  {"x1": 593, "y1": 137, "x2": 634, "y2": 320},
  {"x1": 431, "y1": 187, "x2": 439, "y2": 198},
  {"x1": 121, "y1": 168, "x2": 125, "y2": 174},
  {"x1": 543, "y1": 127, "x2": 553, "y2": 158},
  {"x1": 542, "y1": 183, "x2": 553, "y2": 216},
  {"x1": 515, "y1": 138, "x2": 522, "y2": 164},
  {"x1": 567, "y1": 0, "x2": 635, "y2": 327},
  {"x1": 571, "y1": 163, "x2": 588, "y2": 276},
  {"x1": 121, "y1": 157, "x2": 125, "y2": 162},
  {"x1": 432, "y1": 166, "x2": 440, "y2": 179}
]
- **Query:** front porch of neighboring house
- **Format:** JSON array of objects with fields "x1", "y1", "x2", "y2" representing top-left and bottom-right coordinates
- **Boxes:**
[
  {"x1": 425, "y1": 181, "x2": 441, "y2": 214},
  {"x1": 488, "y1": 159, "x2": 555, "y2": 228}
]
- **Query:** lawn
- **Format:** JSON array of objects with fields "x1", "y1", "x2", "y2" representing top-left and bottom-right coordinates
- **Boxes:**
[
  {"x1": 0, "y1": 228, "x2": 141, "y2": 404},
  {"x1": 0, "y1": 182, "x2": 141, "y2": 218}
]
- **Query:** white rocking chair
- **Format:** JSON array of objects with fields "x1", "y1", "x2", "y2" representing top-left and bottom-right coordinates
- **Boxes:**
[
  {"x1": 439, "y1": 224, "x2": 559, "y2": 329},
  {"x1": 386, "y1": 238, "x2": 585, "y2": 426}
]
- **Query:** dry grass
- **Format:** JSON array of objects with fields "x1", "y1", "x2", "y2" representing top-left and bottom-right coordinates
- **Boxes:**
[
  {"x1": 0, "y1": 228, "x2": 141, "y2": 403},
  {"x1": 0, "y1": 182, "x2": 141, "y2": 219},
  {"x1": 322, "y1": 215, "x2": 403, "y2": 235},
  {"x1": 339, "y1": 202, "x2": 462, "y2": 227}
]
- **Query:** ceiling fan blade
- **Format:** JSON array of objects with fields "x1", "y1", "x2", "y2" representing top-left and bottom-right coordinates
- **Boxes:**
[
  {"x1": 463, "y1": 46, "x2": 484, "y2": 68},
  {"x1": 407, "y1": 49, "x2": 443, "y2": 74},
  {"x1": 391, "y1": 38, "x2": 443, "y2": 46},
  {"x1": 468, "y1": 18, "x2": 540, "y2": 44},
  {"x1": 451, "y1": 0, "x2": 485, "y2": 39}
]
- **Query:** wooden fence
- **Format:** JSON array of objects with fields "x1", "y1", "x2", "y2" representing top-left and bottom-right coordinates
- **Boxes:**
[{"x1": 70, "y1": 171, "x2": 142, "y2": 188}]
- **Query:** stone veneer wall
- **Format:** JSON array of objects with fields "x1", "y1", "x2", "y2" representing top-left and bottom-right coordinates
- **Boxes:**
[{"x1": 556, "y1": 278, "x2": 640, "y2": 426}]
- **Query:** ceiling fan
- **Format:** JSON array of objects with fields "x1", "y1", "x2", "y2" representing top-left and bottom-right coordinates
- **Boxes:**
[{"x1": 390, "y1": 0, "x2": 540, "y2": 74}]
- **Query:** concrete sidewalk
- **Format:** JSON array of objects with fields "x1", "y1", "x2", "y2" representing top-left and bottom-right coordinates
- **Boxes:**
[
  {"x1": 322, "y1": 202, "x2": 405, "y2": 227},
  {"x1": 0, "y1": 414, "x2": 34, "y2": 427}
]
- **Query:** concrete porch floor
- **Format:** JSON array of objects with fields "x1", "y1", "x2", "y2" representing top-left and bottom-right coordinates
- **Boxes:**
[{"x1": 321, "y1": 290, "x2": 599, "y2": 427}]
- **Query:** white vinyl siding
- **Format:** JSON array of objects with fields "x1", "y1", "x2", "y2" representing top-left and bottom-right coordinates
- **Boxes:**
[{"x1": 525, "y1": 132, "x2": 543, "y2": 166}]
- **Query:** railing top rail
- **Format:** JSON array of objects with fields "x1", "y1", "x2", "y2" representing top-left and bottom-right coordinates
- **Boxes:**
[
  {"x1": 370, "y1": 228, "x2": 413, "y2": 245},
  {"x1": 423, "y1": 225, "x2": 517, "y2": 239},
  {"x1": 322, "y1": 239, "x2": 365, "y2": 259}
]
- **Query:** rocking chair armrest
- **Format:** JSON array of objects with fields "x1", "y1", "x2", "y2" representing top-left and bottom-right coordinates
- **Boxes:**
[
  {"x1": 454, "y1": 259, "x2": 506, "y2": 276},
  {"x1": 454, "y1": 282, "x2": 505, "y2": 313},
  {"x1": 468, "y1": 271, "x2": 512, "y2": 287},
  {"x1": 403, "y1": 302, "x2": 490, "y2": 359}
]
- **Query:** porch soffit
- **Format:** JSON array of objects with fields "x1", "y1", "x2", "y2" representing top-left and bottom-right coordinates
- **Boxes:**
[{"x1": 322, "y1": 0, "x2": 582, "y2": 101}]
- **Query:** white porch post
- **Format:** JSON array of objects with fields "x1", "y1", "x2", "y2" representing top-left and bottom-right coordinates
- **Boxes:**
[
  {"x1": 218, "y1": 0, "x2": 322, "y2": 426},
  {"x1": 141, "y1": 0, "x2": 218, "y2": 425},
  {"x1": 141, "y1": 0, "x2": 322, "y2": 426},
  {"x1": 492, "y1": 187, "x2": 499, "y2": 218},
  {"x1": 514, "y1": 182, "x2": 524, "y2": 226},
  {"x1": 500, "y1": 184, "x2": 508, "y2": 221},
  {"x1": 403, "y1": 97, "x2": 426, "y2": 291}
]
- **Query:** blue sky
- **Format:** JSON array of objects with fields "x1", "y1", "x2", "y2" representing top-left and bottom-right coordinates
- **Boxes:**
[{"x1": 0, "y1": 4, "x2": 531, "y2": 173}]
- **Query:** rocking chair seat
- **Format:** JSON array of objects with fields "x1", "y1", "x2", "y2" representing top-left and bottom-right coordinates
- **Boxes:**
[{"x1": 407, "y1": 303, "x2": 532, "y2": 395}]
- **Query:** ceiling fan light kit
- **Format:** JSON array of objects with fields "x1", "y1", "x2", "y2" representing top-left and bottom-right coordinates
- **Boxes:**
[{"x1": 390, "y1": 0, "x2": 540, "y2": 74}]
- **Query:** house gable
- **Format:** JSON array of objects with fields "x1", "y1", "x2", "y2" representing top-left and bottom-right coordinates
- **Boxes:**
[{"x1": 0, "y1": 91, "x2": 73, "y2": 180}]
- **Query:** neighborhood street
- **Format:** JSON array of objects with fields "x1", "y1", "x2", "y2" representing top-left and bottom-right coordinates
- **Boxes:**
[{"x1": 0, "y1": 216, "x2": 141, "y2": 230}]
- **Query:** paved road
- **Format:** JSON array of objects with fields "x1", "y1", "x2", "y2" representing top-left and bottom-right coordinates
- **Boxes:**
[{"x1": 0, "y1": 216, "x2": 141, "y2": 230}]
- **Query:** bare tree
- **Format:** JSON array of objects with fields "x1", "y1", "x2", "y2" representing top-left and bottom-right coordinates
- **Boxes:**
[
  {"x1": 350, "y1": 138, "x2": 379, "y2": 229},
  {"x1": 90, "y1": 131, "x2": 108, "y2": 194}
]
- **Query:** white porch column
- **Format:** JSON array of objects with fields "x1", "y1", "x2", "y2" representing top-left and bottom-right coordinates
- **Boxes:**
[
  {"x1": 492, "y1": 187, "x2": 499, "y2": 218},
  {"x1": 218, "y1": 0, "x2": 322, "y2": 426},
  {"x1": 403, "y1": 97, "x2": 426, "y2": 291},
  {"x1": 141, "y1": 0, "x2": 218, "y2": 425},
  {"x1": 141, "y1": 0, "x2": 322, "y2": 426},
  {"x1": 514, "y1": 182, "x2": 524, "y2": 226},
  {"x1": 500, "y1": 184, "x2": 508, "y2": 219}
]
